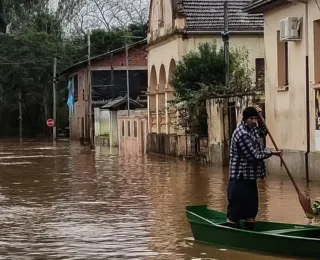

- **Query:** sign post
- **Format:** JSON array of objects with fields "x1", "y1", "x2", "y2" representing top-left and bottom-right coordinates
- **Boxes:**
[{"x1": 53, "y1": 58, "x2": 57, "y2": 142}]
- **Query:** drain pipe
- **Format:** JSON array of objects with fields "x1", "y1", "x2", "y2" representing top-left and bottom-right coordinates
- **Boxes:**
[{"x1": 304, "y1": 0, "x2": 310, "y2": 182}]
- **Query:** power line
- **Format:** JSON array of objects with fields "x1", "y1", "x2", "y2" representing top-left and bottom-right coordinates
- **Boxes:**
[{"x1": 0, "y1": 60, "x2": 77, "y2": 66}]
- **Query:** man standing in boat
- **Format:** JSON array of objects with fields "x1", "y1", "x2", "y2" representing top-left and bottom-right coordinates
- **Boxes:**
[{"x1": 226, "y1": 105, "x2": 282, "y2": 230}]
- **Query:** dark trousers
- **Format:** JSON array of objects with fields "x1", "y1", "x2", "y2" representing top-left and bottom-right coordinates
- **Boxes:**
[{"x1": 227, "y1": 179, "x2": 258, "y2": 223}]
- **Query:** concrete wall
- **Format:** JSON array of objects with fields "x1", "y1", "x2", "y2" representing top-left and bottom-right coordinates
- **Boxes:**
[
  {"x1": 93, "y1": 108, "x2": 111, "y2": 146},
  {"x1": 94, "y1": 109, "x2": 137, "y2": 147},
  {"x1": 99, "y1": 110, "x2": 110, "y2": 136},
  {"x1": 146, "y1": 133, "x2": 209, "y2": 162},
  {"x1": 262, "y1": 1, "x2": 320, "y2": 181},
  {"x1": 206, "y1": 93, "x2": 265, "y2": 166},
  {"x1": 94, "y1": 107, "x2": 100, "y2": 136},
  {"x1": 147, "y1": 133, "x2": 192, "y2": 157}
]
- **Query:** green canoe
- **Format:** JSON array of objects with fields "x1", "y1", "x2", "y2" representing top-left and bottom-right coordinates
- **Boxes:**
[{"x1": 186, "y1": 205, "x2": 320, "y2": 259}]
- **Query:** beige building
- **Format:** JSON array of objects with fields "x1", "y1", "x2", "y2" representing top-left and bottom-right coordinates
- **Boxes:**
[
  {"x1": 147, "y1": 0, "x2": 266, "y2": 150},
  {"x1": 244, "y1": 0, "x2": 320, "y2": 181}
]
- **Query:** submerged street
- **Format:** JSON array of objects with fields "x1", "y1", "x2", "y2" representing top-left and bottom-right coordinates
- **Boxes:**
[{"x1": 0, "y1": 141, "x2": 319, "y2": 260}]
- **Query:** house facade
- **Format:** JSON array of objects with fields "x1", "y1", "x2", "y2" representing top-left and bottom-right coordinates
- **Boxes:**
[
  {"x1": 244, "y1": 0, "x2": 320, "y2": 181},
  {"x1": 94, "y1": 97, "x2": 145, "y2": 147},
  {"x1": 118, "y1": 110, "x2": 148, "y2": 156},
  {"x1": 147, "y1": 0, "x2": 266, "y2": 155},
  {"x1": 59, "y1": 40, "x2": 148, "y2": 141}
]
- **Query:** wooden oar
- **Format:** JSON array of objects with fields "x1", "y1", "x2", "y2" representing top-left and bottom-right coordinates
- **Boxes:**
[{"x1": 257, "y1": 112, "x2": 315, "y2": 219}]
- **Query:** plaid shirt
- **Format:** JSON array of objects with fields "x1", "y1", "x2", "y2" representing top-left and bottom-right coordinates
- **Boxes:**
[{"x1": 229, "y1": 120, "x2": 272, "y2": 180}]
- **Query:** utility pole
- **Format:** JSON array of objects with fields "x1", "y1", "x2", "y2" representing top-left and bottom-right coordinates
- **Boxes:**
[
  {"x1": 53, "y1": 57, "x2": 57, "y2": 142},
  {"x1": 18, "y1": 89, "x2": 22, "y2": 143},
  {"x1": 126, "y1": 43, "x2": 130, "y2": 116},
  {"x1": 222, "y1": 1, "x2": 230, "y2": 87},
  {"x1": 87, "y1": 30, "x2": 94, "y2": 149},
  {"x1": 121, "y1": 35, "x2": 145, "y2": 116}
]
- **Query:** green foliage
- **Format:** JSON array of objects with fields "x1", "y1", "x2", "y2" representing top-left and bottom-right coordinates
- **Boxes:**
[
  {"x1": 170, "y1": 42, "x2": 225, "y2": 97},
  {"x1": 128, "y1": 23, "x2": 148, "y2": 39},
  {"x1": 170, "y1": 41, "x2": 258, "y2": 136},
  {"x1": 0, "y1": 0, "x2": 147, "y2": 138},
  {"x1": 0, "y1": 12, "x2": 68, "y2": 136},
  {"x1": 90, "y1": 24, "x2": 146, "y2": 56}
]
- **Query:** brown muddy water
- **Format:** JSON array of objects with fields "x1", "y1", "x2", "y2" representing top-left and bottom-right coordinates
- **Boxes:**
[{"x1": 0, "y1": 141, "x2": 319, "y2": 260}]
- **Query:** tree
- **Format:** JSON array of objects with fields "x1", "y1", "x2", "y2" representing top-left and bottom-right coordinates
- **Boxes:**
[
  {"x1": 170, "y1": 41, "x2": 257, "y2": 136},
  {"x1": 89, "y1": 24, "x2": 147, "y2": 56},
  {"x1": 0, "y1": 9, "x2": 85, "y2": 137},
  {"x1": 67, "y1": 0, "x2": 148, "y2": 36},
  {"x1": 56, "y1": 0, "x2": 83, "y2": 25},
  {"x1": 0, "y1": 0, "x2": 51, "y2": 33},
  {"x1": 0, "y1": 0, "x2": 148, "y2": 138}
]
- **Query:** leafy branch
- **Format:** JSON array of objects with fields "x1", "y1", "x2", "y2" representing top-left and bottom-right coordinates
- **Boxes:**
[{"x1": 169, "y1": 41, "x2": 263, "y2": 136}]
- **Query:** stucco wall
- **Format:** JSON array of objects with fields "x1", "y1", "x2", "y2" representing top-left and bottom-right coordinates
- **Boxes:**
[
  {"x1": 94, "y1": 107, "x2": 100, "y2": 136},
  {"x1": 147, "y1": 34, "x2": 265, "y2": 136},
  {"x1": 262, "y1": 1, "x2": 320, "y2": 181},
  {"x1": 181, "y1": 35, "x2": 264, "y2": 83},
  {"x1": 264, "y1": 3, "x2": 307, "y2": 151},
  {"x1": 147, "y1": 38, "x2": 179, "y2": 80},
  {"x1": 148, "y1": 35, "x2": 264, "y2": 84},
  {"x1": 206, "y1": 93, "x2": 264, "y2": 165},
  {"x1": 99, "y1": 110, "x2": 110, "y2": 136},
  {"x1": 306, "y1": 0, "x2": 320, "y2": 152},
  {"x1": 70, "y1": 68, "x2": 87, "y2": 140}
]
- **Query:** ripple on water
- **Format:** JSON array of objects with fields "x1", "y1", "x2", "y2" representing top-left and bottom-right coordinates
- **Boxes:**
[{"x1": 0, "y1": 141, "x2": 317, "y2": 260}]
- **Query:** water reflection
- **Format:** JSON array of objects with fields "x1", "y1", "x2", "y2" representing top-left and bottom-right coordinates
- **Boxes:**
[{"x1": 0, "y1": 141, "x2": 318, "y2": 259}]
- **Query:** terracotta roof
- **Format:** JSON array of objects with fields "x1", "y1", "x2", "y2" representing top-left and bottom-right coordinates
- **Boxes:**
[
  {"x1": 242, "y1": 0, "x2": 287, "y2": 13},
  {"x1": 181, "y1": 0, "x2": 264, "y2": 32}
]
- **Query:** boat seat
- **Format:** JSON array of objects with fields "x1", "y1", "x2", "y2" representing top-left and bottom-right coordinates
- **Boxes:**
[{"x1": 262, "y1": 227, "x2": 320, "y2": 235}]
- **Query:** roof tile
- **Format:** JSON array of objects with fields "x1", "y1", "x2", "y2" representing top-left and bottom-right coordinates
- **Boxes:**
[{"x1": 182, "y1": 0, "x2": 264, "y2": 32}]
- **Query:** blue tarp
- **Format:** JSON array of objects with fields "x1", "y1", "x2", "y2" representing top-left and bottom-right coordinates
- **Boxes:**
[{"x1": 67, "y1": 79, "x2": 74, "y2": 114}]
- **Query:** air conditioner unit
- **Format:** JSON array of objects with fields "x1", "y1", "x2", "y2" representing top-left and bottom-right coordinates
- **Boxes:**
[{"x1": 280, "y1": 17, "x2": 301, "y2": 41}]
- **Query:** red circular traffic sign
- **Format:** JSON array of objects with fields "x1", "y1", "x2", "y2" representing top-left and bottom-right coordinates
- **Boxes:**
[{"x1": 47, "y1": 118, "x2": 54, "y2": 127}]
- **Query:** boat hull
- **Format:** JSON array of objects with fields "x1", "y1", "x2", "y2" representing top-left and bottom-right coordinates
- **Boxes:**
[{"x1": 186, "y1": 205, "x2": 320, "y2": 259}]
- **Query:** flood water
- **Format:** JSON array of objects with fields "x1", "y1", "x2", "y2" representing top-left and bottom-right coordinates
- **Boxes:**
[{"x1": 0, "y1": 141, "x2": 320, "y2": 260}]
